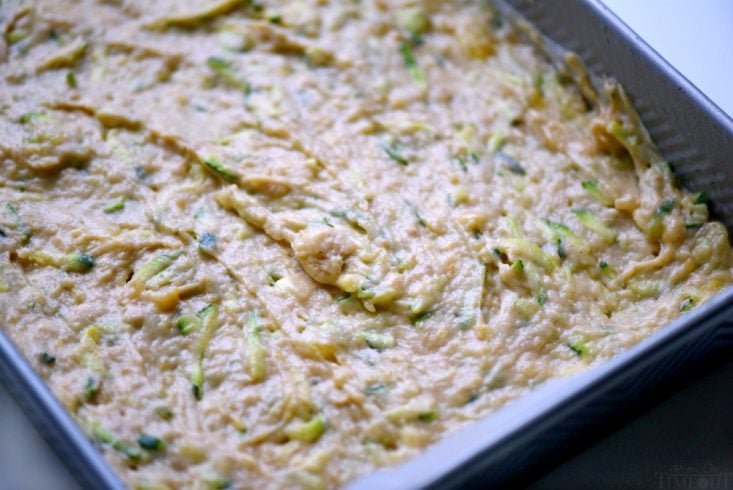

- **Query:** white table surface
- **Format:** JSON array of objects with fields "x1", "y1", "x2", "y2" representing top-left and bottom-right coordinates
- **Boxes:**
[{"x1": 1, "y1": 2, "x2": 732, "y2": 489}]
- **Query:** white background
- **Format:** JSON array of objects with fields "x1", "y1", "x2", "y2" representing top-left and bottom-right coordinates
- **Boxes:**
[{"x1": 602, "y1": 0, "x2": 733, "y2": 117}]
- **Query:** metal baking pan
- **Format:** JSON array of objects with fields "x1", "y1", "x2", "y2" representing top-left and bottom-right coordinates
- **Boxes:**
[{"x1": 1, "y1": 1, "x2": 732, "y2": 489}]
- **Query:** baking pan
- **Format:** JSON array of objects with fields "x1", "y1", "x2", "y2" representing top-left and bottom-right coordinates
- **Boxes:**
[{"x1": 1, "y1": 1, "x2": 733, "y2": 489}]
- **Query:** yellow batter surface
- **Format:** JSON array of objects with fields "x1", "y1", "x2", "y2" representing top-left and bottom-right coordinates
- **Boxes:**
[{"x1": 1, "y1": 1, "x2": 731, "y2": 488}]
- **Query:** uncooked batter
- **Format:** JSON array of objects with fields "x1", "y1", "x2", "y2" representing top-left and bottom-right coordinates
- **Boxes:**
[{"x1": 1, "y1": 1, "x2": 731, "y2": 488}]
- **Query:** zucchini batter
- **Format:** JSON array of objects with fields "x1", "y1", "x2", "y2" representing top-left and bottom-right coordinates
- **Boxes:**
[{"x1": 1, "y1": 1, "x2": 731, "y2": 488}]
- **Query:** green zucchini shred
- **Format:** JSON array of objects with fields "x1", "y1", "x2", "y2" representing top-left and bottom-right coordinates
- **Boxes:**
[
  {"x1": 364, "y1": 383, "x2": 391, "y2": 396},
  {"x1": 606, "y1": 119, "x2": 636, "y2": 151},
  {"x1": 396, "y1": 7, "x2": 430, "y2": 39},
  {"x1": 18, "y1": 112, "x2": 47, "y2": 124},
  {"x1": 206, "y1": 56, "x2": 250, "y2": 93},
  {"x1": 362, "y1": 331, "x2": 395, "y2": 351},
  {"x1": 680, "y1": 297, "x2": 695, "y2": 312},
  {"x1": 62, "y1": 252, "x2": 96, "y2": 273},
  {"x1": 573, "y1": 209, "x2": 617, "y2": 244},
  {"x1": 154, "y1": 406, "x2": 174, "y2": 420},
  {"x1": 403, "y1": 200, "x2": 427, "y2": 227},
  {"x1": 93, "y1": 425, "x2": 142, "y2": 461},
  {"x1": 412, "y1": 310, "x2": 433, "y2": 326},
  {"x1": 399, "y1": 42, "x2": 427, "y2": 88},
  {"x1": 246, "y1": 311, "x2": 267, "y2": 383},
  {"x1": 454, "y1": 155, "x2": 468, "y2": 172},
  {"x1": 693, "y1": 192, "x2": 708, "y2": 205},
  {"x1": 203, "y1": 156, "x2": 239, "y2": 183},
  {"x1": 176, "y1": 314, "x2": 201, "y2": 335},
  {"x1": 599, "y1": 260, "x2": 616, "y2": 277},
  {"x1": 6, "y1": 28, "x2": 27, "y2": 45},
  {"x1": 496, "y1": 152, "x2": 525, "y2": 175},
  {"x1": 4, "y1": 203, "x2": 31, "y2": 242},
  {"x1": 129, "y1": 251, "x2": 181, "y2": 296},
  {"x1": 382, "y1": 144, "x2": 409, "y2": 166},
  {"x1": 201, "y1": 471, "x2": 232, "y2": 489},
  {"x1": 285, "y1": 415, "x2": 326, "y2": 443},
  {"x1": 655, "y1": 198, "x2": 676, "y2": 217},
  {"x1": 66, "y1": 71, "x2": 77, "y2": 88},
  {"x1": 191, "y1": 303, "x2": 219, "y2": 400},
  {"x1": 649, "y1": 199, "x2": 677, "y2": 241},
  {"x1": 567, "y1": 339, "x2": 587, "y2": 357},
  {"x1": 39, "y1": 352, "x2": 56, "y2": 366},
  {"x1": 138, "y1": 433, "x2": 166, "y2": 451},
  {"x1": 417, "y1": 411, "x2": 436, "y2": 423},
  {"x1": 198, "y1": 232, "x2": 217, "y2": 255},
  {"x1": 501, "y1": 237, "x2": 554, "y2": 271},
  {"x1": 356, "y1": 284, "x2": 400, "y2": 306},
  {"x1": 103, "y1": 198, "x2": 125, "y2": 214},
  {"x1": 510, "y1": 259, "x2": 524, "y2": 274},
  {"x1": 487, "y1": 131, "x2": 507, "y2": 153},
  {"x1": 84, "y1": 375, "x2": 101, "y2": 401},
  {"x1": 513, "y1": 297, "x2": 539, "y2": 319},
  {"x1": 191, "y1": 363, "x2": 204, "y2": 401},
  {"x1": 581, "y1": 179, "x2": 612, "y2": 206},
  {"x1": 543, "y1": 219, "x2": 574, "y2": 237}
]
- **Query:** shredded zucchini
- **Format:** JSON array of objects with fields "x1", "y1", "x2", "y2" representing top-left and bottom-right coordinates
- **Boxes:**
[
  {"x1": 397, "y1": 7, "x2": 430, "y2": 39},
  {"x1": 198, "y1": 232, "x2": 217, "y2": 256},
  {"x1": 154, "y1": 406, "x2": 174, "y2": 420},
  {"x1": 496, "y1": 152, "x2": 525, "y2": 175},
  {"x1": 203, "y1": 156, "x2": 239, "y2": 183},
  {"x1": 245, "y1": 311, "x2": 266, "y2": 383},
  {"x1": 361, "y1": 331, "x2": 395, "y2": 351},
  {"x1": 382, "y1": 144, "x2": 409, "y2": 166},
  {"x1": 680, "y1": 297, "x2": 695, "y2": 312},
  {"x1": 285, "y1": 415, "x2": 326, "y2": 443},
  {"x1": 66, "y1": 71, "x2": 77, "y2": 88},
  {"x1": 514, "y1": 297, "x2": 539, "y2": 320},
  {"x1": 4, "y1": 203, "x2": 31, "y2": 242},
  {"x1": 192, "y1": 304, "x2": 219, "y2": 400},
  {"x1": 18, "y1": 112, "x2": 49, "y2": 125},
  {"x1": 364, "y1": 383, "x2": 391, "y2": 396},
  {"x1": 93, "y1": 424, "x2": 142, "y2": 461},
  {"x1": 206, "y1": 56, "x2": 250, "y2": 94},
  {"x1": 399, "y1": 42, "x2": 427, "y2": 89},
  {"x1": 412, "y1": 310, "x2": 433, "y2": 326},
  {"x1": 138, "y1": 433, "x2": 166, "y2": 451},
  {"x1": 129, "y1": 251, "x2": 182, "y2": 297},
  {"x1": 501, "y1": 237, "x2": 554, "y2": 271},
  {"x1": 573, "y1": 209, "x2": 617, "y2": 244},
  {"x1": 62, "y1": 252, "x2": 96, "y2": 273},
  {"x1": 19, "y1": 250, "x2": 96, "y2": 273},
  {"x1": 201, "y1": 471, "x2": 232, "y2": 490},
  {"x1": 103, "y1": 198, "x2": 125, "y2": 214},
  {"x1": 417, "y1": 411, "x2": 437, "y2": 423},
  {"x1": 176, "y1": 314, "x2": 201, "y2": 335},
  {"x1": 39, "y1": 352, "x2": 56, "y2": 365},
  {"x1": 403, "y1": 200, "x2": 427, "y2": 227},
  {"x1": 567, "y1": 339, "x2": 587, "y2": 358},
  {"x1": 146, "y1": 0, "x2": 245, "y2": 29},
  {"x1": 656, "y1": 198, "x2": 676, "y2": 217},
  {"x1": 581, "y1": 179, "x2": 612, "y2": 206}
]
